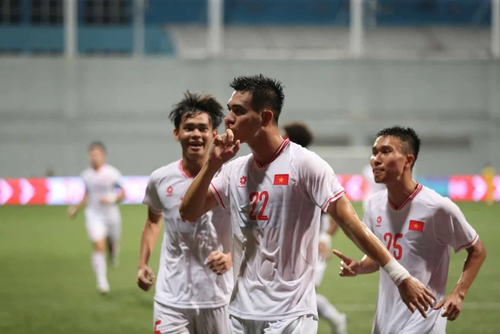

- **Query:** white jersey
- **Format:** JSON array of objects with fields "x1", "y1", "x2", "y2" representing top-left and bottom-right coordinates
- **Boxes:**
[
  {"x1": 81, "y1": 164, "x2": 123, "y2": 216},
  {"x1": 210, "y1": 139, "x2": 345, "y2": 321},
  {"x1": 362, "y1": 164, "x2": 386, "y2": 211},
  {"x1": 364, "y1": 183, "x2": 478, "y2": 334},
  {"x1": 143, "y1": 160, "x2": 233, "y2": 309}
]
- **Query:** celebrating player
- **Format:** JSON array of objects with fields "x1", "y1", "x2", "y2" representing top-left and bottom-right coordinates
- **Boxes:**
[
  {"x1": 68, "y1": 142, "x2": 125, "y2": 294},
  {"x1": 283, "y1": 122, "x2": 347, "y2": 334},
  {"x1": 334, "y1": 126, "x2": 487, "y2": 333},
  {"x1": 137, "y1": 92, "x2": 233, "y2": 334},
  {"x1": 180, "y1": 75, "x2": 436, "y2": 333}
]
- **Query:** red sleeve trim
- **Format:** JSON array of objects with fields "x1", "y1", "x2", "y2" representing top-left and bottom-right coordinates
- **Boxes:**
[
  {"x1": 455, "y1": 234, "x2": 479, "y2": 253},
  {"x1": 210, "y1": 182, "x2": 226, "y2": 209},
  {"x1": 322, "y1": 190, "x2": 346, "y2": 212}
]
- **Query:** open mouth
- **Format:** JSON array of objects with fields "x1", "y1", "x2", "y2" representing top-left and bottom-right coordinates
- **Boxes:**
[{"x1": 189, "y1": 142, "x2": 204, "y2": 150}]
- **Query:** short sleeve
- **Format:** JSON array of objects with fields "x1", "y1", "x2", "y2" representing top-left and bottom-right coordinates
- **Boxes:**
[
  {"x1": 210, "y1": 161, "x2": 234, "y2": 210},
  {"x1": 142, "y1": 175, "x2": 163, "y2": 214},
  {"x1": 435, "y1": 198, "x2": 478, "y2": 253},
  {"x1": 298, "y1": 152, "x2": 345, "y2": 212}
]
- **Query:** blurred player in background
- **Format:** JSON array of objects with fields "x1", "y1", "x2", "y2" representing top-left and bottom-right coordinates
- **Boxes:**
[
  {"x1": 283, "y1": 122, "x2": 347, "y2": 334},
  {"x1": 334, "y1": 126, "x2": 487, "y2": 334},
  {"x1": 180, "y1": 75, "x2": 436, "y2": 333},
  {"x1": 482, "y1": 163, "x2": 496, "y2": 207},
  {"x1": 68, "y1": 142, "x2": 125, "y2": 294},
  {"x1": 137, "y1": 92, "x2": 233, "y2": 334}
]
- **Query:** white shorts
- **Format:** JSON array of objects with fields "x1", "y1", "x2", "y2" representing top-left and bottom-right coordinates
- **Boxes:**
[
  {"x1": 153, "y1": 301, "x2": 230, "y2": 334},
  {"x1": 84, "y1": 209, "x2": 121, "y2": 243},
  {"x1": 315, "y1": 258, "x2": 327, "y2": 287},
  {"x1": 230, "y1": 315, "x2": 318, "y2": 334}
]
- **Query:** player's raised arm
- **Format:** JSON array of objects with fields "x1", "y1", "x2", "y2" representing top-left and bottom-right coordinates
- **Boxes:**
[
  {"x1": 327, "y1": 196, "x2": 437, "y2": 318},
  {"x1": 180, "y1": 129, "x2": 240, "y2": 221}
]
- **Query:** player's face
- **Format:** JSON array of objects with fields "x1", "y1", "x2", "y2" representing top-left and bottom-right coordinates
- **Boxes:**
[
  {"x1": 89, "y1": 147, "x2": 105, "y2": 169},
  {"x1": 226, "y1": 91, "x2": 264, "y2": 144},
  {"x1": 370, "y1": 136, "x2": 409, "y2": 184},
  {"x1": 174, "y1": 112, "x2": 215, "y2": 159}
]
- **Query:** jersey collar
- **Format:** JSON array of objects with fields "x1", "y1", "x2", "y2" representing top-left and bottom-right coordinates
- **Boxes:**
[
  {"x1": 388, "y1": 182, "x2": 423, "y2": 211},
  {"x1": 254, "y1": 138, "x2": 291, "y2": 168}
]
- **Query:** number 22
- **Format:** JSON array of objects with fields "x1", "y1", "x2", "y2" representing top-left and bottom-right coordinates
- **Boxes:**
[
  {"x1": 384, "y1": 232, "x2": 403, "y2": 260},
  {"x1": 249, "y1": 191, "x2": 269, "y2": 221}
]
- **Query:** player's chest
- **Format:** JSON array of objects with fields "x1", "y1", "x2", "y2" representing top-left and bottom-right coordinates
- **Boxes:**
[
  {"x1": 231, "y1": 165, "x2": 297, "y2": 226},
  {"x1": 371, "y1": 210, "x2": 435, "y2": 260},
  {"x1": 156, "y1": 179, "x2": 191, "y2": 211},
  {"x1": 87, "y1": 173, "x2": 114, "y2": 191}
]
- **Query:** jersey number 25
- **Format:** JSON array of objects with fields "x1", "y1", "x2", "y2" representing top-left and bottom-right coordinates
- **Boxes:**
[{"x1": 384, "y1": 232, "x2": 403, "y2": 260}]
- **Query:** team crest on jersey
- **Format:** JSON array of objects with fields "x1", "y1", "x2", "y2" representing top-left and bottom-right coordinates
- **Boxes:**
[
  {"x1": 238, "y1": 176, "x2": 247, "y2": 188},
  {"x1": 167, "y1": 186, "x2": 174, "y2": 197},
  {"x1": 376, "y1": 216, "x2": 382, "y2": 227}
]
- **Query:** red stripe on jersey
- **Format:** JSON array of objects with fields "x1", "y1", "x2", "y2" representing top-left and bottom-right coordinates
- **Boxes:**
[
  {"x1": 322, "y1": 190, "x2": 346, "y2": 212},
  {"x1": 254, "y1": 138, "x2": 290, "y2": 168},
  {"x1": 455, "y1": 234, "x2": 478, "y2": 253},
  {"x1": 179, "y1": 160, "x2": 191, "y2": 179},
  {"x1": 389, "y1": 182, "x2": 423, "y2": 211},
  {"x1": 210, "y1": 182, "x2": 226, "y2": 209}
]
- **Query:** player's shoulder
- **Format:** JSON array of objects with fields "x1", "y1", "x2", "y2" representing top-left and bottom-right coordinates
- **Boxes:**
[
  {"x1": 80, "y1": 167, "x2": 93, "y2": 178},
  {"x1": 104, "y1": 164, "x2": 121, "y2": 175},
  {"x1": 223, "y1": 154, "x2": 253, "y2": 170},
  {"x1": 289, "y1": 142, "x2": 328, "y2": 168},
  {"x1": 416, "y1": 185, "x2": 459, "y2": 214},
  {"x1": 366, "y1": 188, "x2": 388, "y2": 210},
  {"x1": 149, "y1": 160, "x2": 182, "y2": 182}
]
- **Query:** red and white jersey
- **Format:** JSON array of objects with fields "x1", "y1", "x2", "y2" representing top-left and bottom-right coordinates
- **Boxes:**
[
  {"x1": 364, "y1": 183, "x2": 478, "y2": 334},
  {"x1": 81, "y1": 164, "x2": 123, "y2": 216},
  {"x1": 210, "y1": 140, "x2": 345, "y2": 321},
  {"x1": 143, "y1": 160, "x2": 233, "y2": 309}
]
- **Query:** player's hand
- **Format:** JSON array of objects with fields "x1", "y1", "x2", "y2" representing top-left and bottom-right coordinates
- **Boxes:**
[
  {"x1": 209, "y1": 129, "x2": 241, "y2": 167},
  {"x1": 137, "y1": 266, "x2": 156, "y2": 291},
  {"x1": 433, "y1": 293, "x2": 463, "y2": 321},
  {"x1": 207, "y1": 251, "x2": 232, "y2": 275},
  {"x1": 333, "y1": 250, "x2": 362, "y2": 277},
  {"x1": 100, "y1": 194, "x2": 116, "y2": 205},
  {"x1": 318, "y1": 242, "x2": 331, "y2": 261},
  {"x1": 398, "y1": 276, "x2": 437, "y2": 319},
  {"x1": 67, "y1": 206, "x2": 78, "y2": 218}
]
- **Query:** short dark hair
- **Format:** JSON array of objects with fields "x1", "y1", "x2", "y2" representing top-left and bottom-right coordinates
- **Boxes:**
[
  {"x1": 376, "y1": 126, "x2": 421, "y2": 168},
  {"x1": 229, "y1": 74, "x2": 285, "y2": 124},
  {"x1": 283, "y1": 122, "x2": 313, "y2": 148},
  {"x1": 89, "y1": 141, "x2": 106, "y2": 153},
  {"x1": 169, "y1": 91, "x2": 225, "y2": 130}
]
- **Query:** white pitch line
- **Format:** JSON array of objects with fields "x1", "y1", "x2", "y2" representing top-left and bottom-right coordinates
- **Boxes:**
[{"x1": 334, "y1": 302, "x2": 500, "y2": 312}]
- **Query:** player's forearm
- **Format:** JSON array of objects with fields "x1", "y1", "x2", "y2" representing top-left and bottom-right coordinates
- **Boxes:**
[
  {"x1": 451, "y1": 240, "x2": 486, "y2": 300},
  {"x1": 180, "y1": 161, "x2": 219, "y2": 221},
  {"x1": 138, "y1": 220, "x2": 161, "y2": 268},
  {"x1": 358, "y1": 255, "x2": 380, "y2": 275},
  {"x1": 75, "y1": 194, "x2": 88, "y2": 212},
  {"x1": 116, "y1": 188, "x2": 126, "y2": 203},
  {"x1": 330, "y1": 197, "x2": 392, "y2": 267}
]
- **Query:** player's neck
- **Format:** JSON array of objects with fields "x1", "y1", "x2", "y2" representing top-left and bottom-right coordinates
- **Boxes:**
[
  {"x1": 181, "y1": 155, "x2": 206, "y2": 178},
  {"x1": 249, "y1": 130, "x2": 285, "y2": 167},
  {"x1": 386, "y1": 174, "x2": 417, "y2": 209},
  {"x1": 92, "y1": 163, "x2": 104, "y2": 171}
]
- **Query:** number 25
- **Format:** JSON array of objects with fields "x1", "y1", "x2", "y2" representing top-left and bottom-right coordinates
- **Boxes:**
[{"x1": 384, "y1": 232, "x2": 403, "y2": 260}]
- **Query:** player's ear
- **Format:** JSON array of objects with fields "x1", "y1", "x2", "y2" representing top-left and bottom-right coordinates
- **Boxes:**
[
  {"x1": 406, "y1": 154, "x2": 415, "y2": 170},
  {"x1": 212, "y1": 129, "x2": 218, "y2": 137},
  {"x1": 173, "y1": 128, "x2": 180, "y2": 142},
  {"x1": 261, "y1": 109, "x2": 274, "y2": 126}
]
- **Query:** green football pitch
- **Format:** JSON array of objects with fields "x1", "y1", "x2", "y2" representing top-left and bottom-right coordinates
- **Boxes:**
[{"x1": 0, "y1": 203, "x2": 498, "y2": 333}]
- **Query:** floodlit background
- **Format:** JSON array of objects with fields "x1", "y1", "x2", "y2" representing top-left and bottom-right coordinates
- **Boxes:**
[{"x1": 0, "y1": 1, "x2": 499, "y2": 333}]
